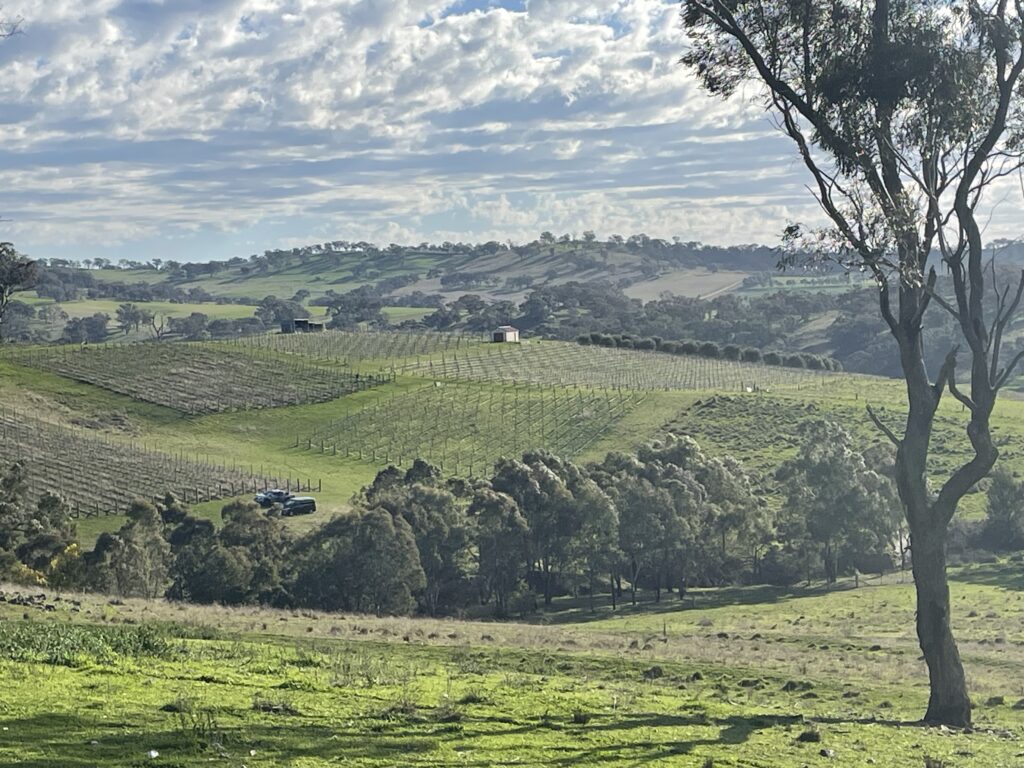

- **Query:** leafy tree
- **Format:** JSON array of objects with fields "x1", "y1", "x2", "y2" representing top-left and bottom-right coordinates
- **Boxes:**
[
  {"x1": 982, "y1": 467, "x2": 1024, "y2": 551},
  {"x1": 61, "y1": 313, "x2": 110, "y2": 344},
  {"x1": 290, "y1": 509, "x2": 425, "y2": 615},
  {"x1": 682, "y1": 0, "x2": 1024, "y2": 725},
  {"x1": 362, "y1": 467, "x2": 473, "y2": 615},
  {"x1": 471, "y1": 488, "x2": 528, "y2": 617},
  {"x1": 491, "y1": 452, "x2": 584, "y2": 606},
  {"x1": 95, "y1": 499, "x2": 172, "y2": 598},
  {"x1": 218, "y1": 501, "x2": 290, "y2": 602},
  {"x1": 778, "y1": 422, "x2": 896, "y2": 584},
  {"x1": 115, "y1": 303, "x2": 145, "y2": 335},
  {"x1": 0, "y1": 243, "x2": 36, "y2": 342}
]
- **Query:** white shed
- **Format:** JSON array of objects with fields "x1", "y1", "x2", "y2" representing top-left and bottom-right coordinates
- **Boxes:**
[{"x1": 492, "y1": 325, "x2": 520, "y2": 343}]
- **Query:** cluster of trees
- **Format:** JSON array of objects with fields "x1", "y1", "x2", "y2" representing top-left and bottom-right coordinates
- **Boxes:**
[
  {"x1": 0, "y1": 463, "x2": 79, "y2": 585},
  {"x1": 1, "y1": 424, "x2": 921, "y2": 617},
  {"x1": 576, "y1": 332, "x2": 842, "y2": 371}
]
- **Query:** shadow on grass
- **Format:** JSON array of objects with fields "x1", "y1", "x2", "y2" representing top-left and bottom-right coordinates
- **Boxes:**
[
  {"x1": 951, "y1": 561, "x2": 1024, "y2": 591},
  {"x1": 534, "y1": 580, "x2": 868, "y2": 626},
  {"x1": 0, "y1": 708, "x2": 934, "y2": 767},
  {"x1": 0, "y1": 712, "x2": 451, "y2": 768}
]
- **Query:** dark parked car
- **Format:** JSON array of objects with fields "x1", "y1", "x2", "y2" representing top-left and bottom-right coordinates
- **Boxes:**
[
  {"x1": 254, "y1": 489, "x2": 292, "y2": 507},
  {"x1": 282, "y1": 496, "x2": 317, "y2": 516}
]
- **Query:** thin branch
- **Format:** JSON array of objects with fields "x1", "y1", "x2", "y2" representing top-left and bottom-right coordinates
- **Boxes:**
[{"x1": 866, "y1": 404, "x2": 901, "y2": 447}]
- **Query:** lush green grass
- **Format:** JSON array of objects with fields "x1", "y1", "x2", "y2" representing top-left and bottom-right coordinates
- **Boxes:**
[{"x1": 0, "y1": 563, "x2": 1022, "y2": 766}]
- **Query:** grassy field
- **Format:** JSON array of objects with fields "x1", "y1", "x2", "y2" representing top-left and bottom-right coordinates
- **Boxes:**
[
  {"x1": 0, "y1": 562, "x2": 1021, "y2": 766},
  {"x1": 623, "y1": 269, "x2": 750, "y2": 301}
]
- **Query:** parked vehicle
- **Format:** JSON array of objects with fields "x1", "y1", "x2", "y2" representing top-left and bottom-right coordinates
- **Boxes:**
[
  {"x1": 254, "y1": 488, "x2": 292, "y2": 507},
  {"x1": 282, "y1": 496, "x2": 317, "y2": 516}
]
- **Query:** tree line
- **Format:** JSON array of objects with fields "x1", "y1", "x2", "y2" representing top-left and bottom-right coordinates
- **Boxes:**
[{"x1": 5, "y1": 422, "x2": 1000, "y2": 617}]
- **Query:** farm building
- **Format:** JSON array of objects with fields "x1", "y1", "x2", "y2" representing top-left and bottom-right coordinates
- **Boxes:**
[
  {"x1": 280, "y1": 318, "x2": 325, "y2": 334},
  {"x1": 492, "y1": 325, "x2": 520, "y2": 343}
]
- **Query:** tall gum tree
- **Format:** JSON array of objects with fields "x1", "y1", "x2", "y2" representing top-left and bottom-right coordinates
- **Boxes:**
[{"x1": 681, "y1": 0, "x2": 1024, "y2": 727}]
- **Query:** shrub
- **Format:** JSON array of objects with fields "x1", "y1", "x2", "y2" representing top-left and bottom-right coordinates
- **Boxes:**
[
  {"x1": 698, "y1": 342, "x2": 721, "y2": 358},
  {"x1": 783, "y1": 354, "x2": 806, "y2": 368}
]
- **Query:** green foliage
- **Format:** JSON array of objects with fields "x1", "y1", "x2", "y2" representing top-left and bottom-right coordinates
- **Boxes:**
[
  {"x1": 290, "y1": 507, "x2": 426, "y2": 615},
  {"x1": 983, "y1": 468, "x2": 1024, "y2": 551},
  {"x1": 777, "y1": 421, "x2": 897, "y2": 583},
  {"x1": 0, "y1": 621, "x2": 170, "y2": 666}
]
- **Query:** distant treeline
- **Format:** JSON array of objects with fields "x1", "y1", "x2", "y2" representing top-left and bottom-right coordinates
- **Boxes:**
[{"x1": 576, "y1": 332, "x2": 842, "y2": 371}]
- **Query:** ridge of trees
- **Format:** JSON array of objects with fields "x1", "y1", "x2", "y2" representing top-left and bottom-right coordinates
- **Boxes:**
[{"x1": 0, "y1": 425, "x2": 922, "y2": 617}]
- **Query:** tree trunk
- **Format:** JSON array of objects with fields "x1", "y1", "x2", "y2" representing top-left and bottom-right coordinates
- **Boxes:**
[
  {"x1": 610, "y1": 572, "x2": 617, "y2": 610},
  {"x1": 911, "y1": 524, "x2": 972, "y2": 727},
  {"x1": 543, "y1": 561, "x2": 553, "y2": 607}
]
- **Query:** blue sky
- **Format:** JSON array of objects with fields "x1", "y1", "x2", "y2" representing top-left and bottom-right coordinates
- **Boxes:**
[{"x1": 0, "y1": 1, "x2": 1015, "y2": 263}]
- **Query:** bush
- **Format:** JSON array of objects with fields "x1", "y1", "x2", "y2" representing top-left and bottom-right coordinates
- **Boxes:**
[
  {"x1": 698, "y1": 342, "x2": 721, "y2": 358},
  {"x1": 722, "y1": 344, "x2": 741, "y2": 361},
  {"x1": 783, "y1": 354, "x2": 806, "y2": 368}
]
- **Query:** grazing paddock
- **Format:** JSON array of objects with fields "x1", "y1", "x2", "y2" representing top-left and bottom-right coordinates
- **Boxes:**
[
  {"x1": 0, "y1": 410, "x2": 277, "y2": 517},
  {"x1": 9, "y1": 343, "x2": 388, "y2": 415},
  {"x1": 404, "y1": 340, "x2": 841, "y2": 392},
  {"x1": 300, "y1": 381, "x2": 646, "y2": 476},
  {"x1": 0, "y1": 566, "x2": 1022, "y2": 767}
]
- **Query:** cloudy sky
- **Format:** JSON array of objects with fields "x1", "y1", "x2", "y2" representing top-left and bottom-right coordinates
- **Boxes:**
[{"x1": 1, "y1": 1, "x2": 1012, "y2": 263}]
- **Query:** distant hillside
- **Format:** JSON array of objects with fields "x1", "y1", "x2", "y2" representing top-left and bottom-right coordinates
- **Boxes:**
[{"x1": 31, "y1": 235, "x2": 783, "y2": 305}]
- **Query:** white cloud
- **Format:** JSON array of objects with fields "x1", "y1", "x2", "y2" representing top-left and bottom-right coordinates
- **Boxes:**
[{"x1": 0, "y1": 0, "x2": 847, "y2": 260}]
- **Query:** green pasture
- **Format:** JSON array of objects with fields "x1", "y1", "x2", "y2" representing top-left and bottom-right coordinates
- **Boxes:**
[{"x1": 0, "y1": 562, "x2": 1022, "y2": 766}]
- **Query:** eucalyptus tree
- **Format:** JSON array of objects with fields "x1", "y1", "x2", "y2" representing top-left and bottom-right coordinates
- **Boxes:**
[
  {"x1": 0, "y1": 244, "x2": 35, "y2": 342},
  {"x1": 682, "y1": 0, "x2": 1024, "y2": 725}
]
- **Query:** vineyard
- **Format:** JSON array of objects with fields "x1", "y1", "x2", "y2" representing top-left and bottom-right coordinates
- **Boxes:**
[
  {"x1": 402, "y1": 341, "x2": 839, "y2": 391},
  {"x1": 240, "y1": 329, "x2": 485, "y2": 366},
  {"x1": 0, "y1": 409, "x2": 294, "y2": 518},
  {"x1": 298, "y1": 381, "x2": 646, "y2": 476},
  {"x1": 8, "y1": 343, "x2": 388, "y2": 415}
]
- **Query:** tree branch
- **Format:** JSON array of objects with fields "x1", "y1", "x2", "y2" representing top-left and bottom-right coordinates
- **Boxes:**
[{"x1": 866, "y1": 404, "x2": 901, "y2": 447}]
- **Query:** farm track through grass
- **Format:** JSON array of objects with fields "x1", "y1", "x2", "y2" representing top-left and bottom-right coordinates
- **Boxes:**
[{"x1": 1, "y1": 564, "x2": 1023, "y2": 766}]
